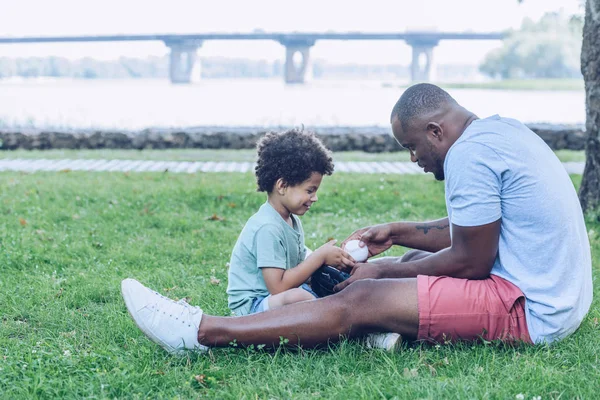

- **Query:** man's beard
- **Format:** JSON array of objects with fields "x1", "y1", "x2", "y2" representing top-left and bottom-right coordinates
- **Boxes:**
[{"x1": 427, "y1": 141, "x2": 445, "y2": 181}]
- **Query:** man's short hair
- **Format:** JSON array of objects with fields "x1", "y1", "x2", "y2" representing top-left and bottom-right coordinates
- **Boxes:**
[
  {"x1": 390, "y1": 83, "x2": 457, "y2": 131},
  {"x1": 255, "y1": 129, "x2": 334, "y2": 193}
]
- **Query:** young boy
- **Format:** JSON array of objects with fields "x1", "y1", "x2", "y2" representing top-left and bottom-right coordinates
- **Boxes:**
[
  {"x1": 226, "y1": 129, "x2": 354, "y2": 316},
  {"x1": 226, "y1": 129, "x2": 401, "y2": 350}
]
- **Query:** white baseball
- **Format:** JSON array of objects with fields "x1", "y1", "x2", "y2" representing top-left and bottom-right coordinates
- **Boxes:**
[{"x1": 344, "y1": 239, "x2": 369, "y2": 262}]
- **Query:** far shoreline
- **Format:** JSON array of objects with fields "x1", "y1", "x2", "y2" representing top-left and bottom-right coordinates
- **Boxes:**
[
  {"x1": 0, "y1": 76, "x2": 585, "y2": 92},
  {"x1": 383, "y1": 78, "x2": 584, "y2": 91}
]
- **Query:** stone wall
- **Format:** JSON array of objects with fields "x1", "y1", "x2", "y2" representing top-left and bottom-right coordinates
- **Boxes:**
[{"x1": 0, "y1": 124, "x2": 586, "y2": 152}]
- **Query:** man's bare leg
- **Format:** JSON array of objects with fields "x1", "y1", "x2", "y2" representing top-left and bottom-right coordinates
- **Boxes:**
[{"x1": 198, "y1": 278, "x2": 418, "y2": 348}]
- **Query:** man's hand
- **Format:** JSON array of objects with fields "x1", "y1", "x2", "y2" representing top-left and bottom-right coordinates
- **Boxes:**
[
  {"x1": 333, "y1": 263, "x2": 382, "y2": 292},
  {"x1": 341, "y1": 224, "x2": 394, "y2": 257}
]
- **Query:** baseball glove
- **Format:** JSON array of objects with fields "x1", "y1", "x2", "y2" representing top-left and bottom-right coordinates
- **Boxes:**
[{"x1": 310, "y1": 265, "x2": 351, "y2": 298}]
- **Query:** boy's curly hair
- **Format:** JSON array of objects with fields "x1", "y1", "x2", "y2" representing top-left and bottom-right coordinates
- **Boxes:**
[{"x1": 255, "y1": 129, "x2": 334, "y2": 193}]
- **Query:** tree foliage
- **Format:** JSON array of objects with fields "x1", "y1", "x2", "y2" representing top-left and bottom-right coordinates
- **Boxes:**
[{"x1": 480, "y1": 12, "x2": 583, "y2": 79}]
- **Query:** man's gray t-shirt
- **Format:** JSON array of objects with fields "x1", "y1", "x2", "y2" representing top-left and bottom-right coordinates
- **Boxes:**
[
  {"x1": 444, "y1": 115, "x2": 592, "y2": 344},
  {"x1": 227, "y1": 201, "x2": 306, "y2": 316}
]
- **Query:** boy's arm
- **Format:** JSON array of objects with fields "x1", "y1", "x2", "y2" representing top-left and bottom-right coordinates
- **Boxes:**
[
  {"x1": 262, "y1": 251, "x2": 326, "y2": 294},
  {"x1": 262, "y1": 241, "x2": 355, "y2": 294}
]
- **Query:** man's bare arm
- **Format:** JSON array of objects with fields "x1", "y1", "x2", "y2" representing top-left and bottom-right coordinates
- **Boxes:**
[
  {"x1": 335, "y1": 219, "x2": 500, "y2": 291},
  {"x1": 388, "y1": 217, "x2": 451, "y2": 253},
  {"x1": 383, "y1": 219, "x2": 500, "y2": 279}
]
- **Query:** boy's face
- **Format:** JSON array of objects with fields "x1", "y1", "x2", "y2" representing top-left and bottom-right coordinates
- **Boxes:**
[{"x1": 282, "y1": 172, "x2": 323, "y2": 216}]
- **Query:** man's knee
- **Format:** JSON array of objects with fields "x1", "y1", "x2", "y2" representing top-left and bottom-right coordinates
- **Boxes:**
[
  {"x1": 334, "y1": 278, "x2": 419, "y2": 336},
  {"x1": 335, "y1": 279, "x2": 380, "y2": 306},
  {"x1": 321, "y1": 280, "x2": 378, "y2": 329},
  {"x1": 332, "y1": 279, "x2": 399, "y2": 331}
]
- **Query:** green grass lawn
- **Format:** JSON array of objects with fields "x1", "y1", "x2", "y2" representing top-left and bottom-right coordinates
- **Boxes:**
[
  {"x1": 0, "y1": 148, "x2": 587, "y2": 163},
  {"x1": 0, "y1": 171, "x2": 598, "y2": 399}
]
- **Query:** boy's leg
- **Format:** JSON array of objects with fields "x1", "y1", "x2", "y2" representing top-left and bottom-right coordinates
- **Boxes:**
[
  {"x1": 267, "y1": 287, "x2": 316, "y2": 310},
  {"x1": 198, "y1": 278, "x2": 419, "y2": 348}
]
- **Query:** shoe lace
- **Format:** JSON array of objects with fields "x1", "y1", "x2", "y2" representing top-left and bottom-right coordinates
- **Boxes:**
[
  {"x1": 175, "y1": 298, "x2": 202, "y2": 318},
  {"x1": 150, "y1": 291, "x2": 202, "y2": 319}
]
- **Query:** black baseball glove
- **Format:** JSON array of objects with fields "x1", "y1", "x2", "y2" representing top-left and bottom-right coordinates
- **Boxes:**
[{"x1": 310, "y1": 265, "x2": 351, "y2": 298}]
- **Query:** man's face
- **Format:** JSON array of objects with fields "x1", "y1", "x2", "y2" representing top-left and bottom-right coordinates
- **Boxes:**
[{"x1": 391, "y1": 116, "x2": 446, "y2": 181}]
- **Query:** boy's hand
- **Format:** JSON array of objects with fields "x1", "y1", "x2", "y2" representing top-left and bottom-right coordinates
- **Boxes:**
[{"x1": 315, "y1": 240, "x2": 356, "y2": 269}]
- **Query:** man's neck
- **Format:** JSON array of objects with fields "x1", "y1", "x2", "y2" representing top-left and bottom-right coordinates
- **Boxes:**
[
  {"x1": 448, "y1": 106, "x2": 478, "y2": 141},
  {"x1": 439, "y1": 108, "x2": 479, "y2": 157},
  {"x1": 460, "y1": 113, "x2": 479, "y2": 134}
]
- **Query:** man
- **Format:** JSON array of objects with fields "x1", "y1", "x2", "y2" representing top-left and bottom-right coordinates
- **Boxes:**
[{"x1": 121, "y1": 83, "x2": 592, "y2": 354}]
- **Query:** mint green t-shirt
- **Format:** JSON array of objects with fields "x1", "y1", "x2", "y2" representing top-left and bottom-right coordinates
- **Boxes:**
[{"x1": 226, "y1": 201, "x2": 306, "y2": 316}]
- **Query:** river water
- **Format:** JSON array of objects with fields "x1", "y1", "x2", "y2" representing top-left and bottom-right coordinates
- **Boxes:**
[{"x1": 0, "y1": 78, "x2": 585, "y2": 130}]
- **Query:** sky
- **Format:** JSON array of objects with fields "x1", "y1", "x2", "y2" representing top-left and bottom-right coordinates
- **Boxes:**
[{"x1": 0, "y1": 0, "x2": 584, "y2": 65}]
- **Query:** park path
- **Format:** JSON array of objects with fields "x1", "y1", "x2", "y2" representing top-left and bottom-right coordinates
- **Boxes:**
[{"x1": 0, "y1": 158, "x2": 585, "y2": 175}]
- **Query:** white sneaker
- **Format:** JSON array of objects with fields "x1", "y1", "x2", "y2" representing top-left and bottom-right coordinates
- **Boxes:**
[
  {"x1": 365, "y1": 332, "x2": 402, "y2": 352},
  {"x1": 121, "y1": 278, "x2": 208, "y2": 355}
]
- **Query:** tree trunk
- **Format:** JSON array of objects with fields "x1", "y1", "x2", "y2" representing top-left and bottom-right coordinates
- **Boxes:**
[{"x1": 579, "y1": 0, "x2": 600, "y2": 212}]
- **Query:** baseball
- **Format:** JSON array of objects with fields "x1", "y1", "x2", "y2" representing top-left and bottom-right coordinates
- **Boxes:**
[{"x1": 344, "y1": 240, "x2": 369, "y2": 262}]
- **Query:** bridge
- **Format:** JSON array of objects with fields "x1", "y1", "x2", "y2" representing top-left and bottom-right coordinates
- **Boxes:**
[{"x1": 0, "y1": 32, "x2": 505, "y2": 84}]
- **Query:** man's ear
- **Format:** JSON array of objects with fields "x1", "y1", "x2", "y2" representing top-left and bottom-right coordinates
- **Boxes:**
[
  {"x1": 275, "y1": 178, "x2": 287, "y2": 195},
  {"x1": 426, "y1": 122, "x2": 443, "y2": 140}
]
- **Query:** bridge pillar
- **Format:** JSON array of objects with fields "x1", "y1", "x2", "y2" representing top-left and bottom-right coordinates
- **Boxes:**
[
  {"x1": 280, "y1": 39, "x2": 315, "y2": 84},
  {"x1": 406, "y1": 40, "x2": 439, "y2": 83},
  {"x1": 164, "y1": 40, "x2": 203, "y2": 84}
]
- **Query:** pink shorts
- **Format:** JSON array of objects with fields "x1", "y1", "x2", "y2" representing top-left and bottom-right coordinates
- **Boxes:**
[{"x1": 417, "y1": 274, "x2": 532, "y2": 344}]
